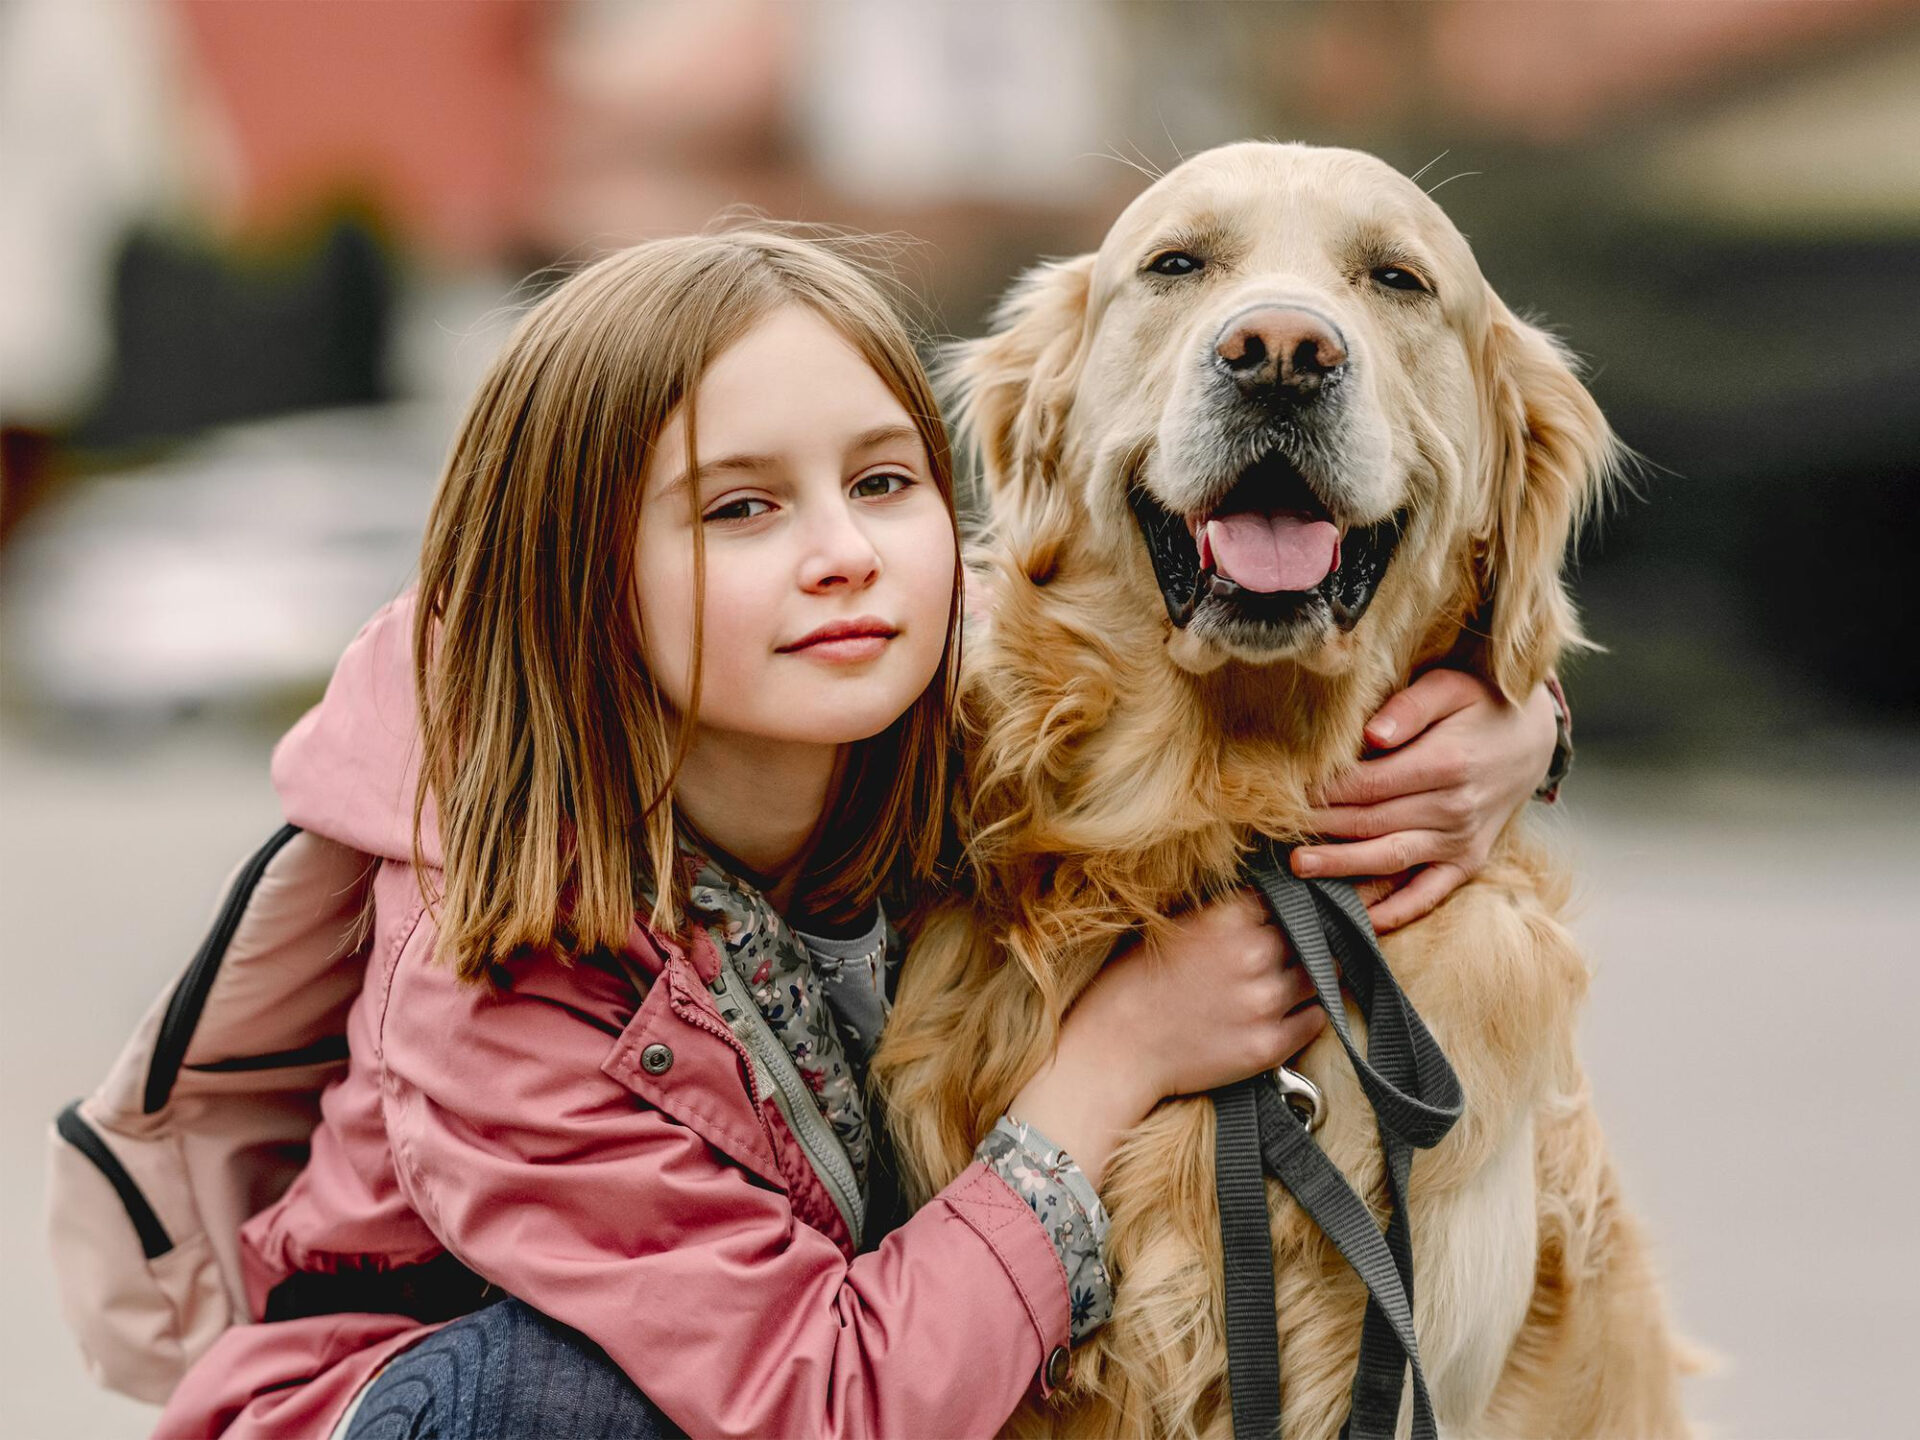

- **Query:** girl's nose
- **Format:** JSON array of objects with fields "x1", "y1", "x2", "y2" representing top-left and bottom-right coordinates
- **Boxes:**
[{"x1": 798, "y1": 503, "x2": 882, "y2": 593}]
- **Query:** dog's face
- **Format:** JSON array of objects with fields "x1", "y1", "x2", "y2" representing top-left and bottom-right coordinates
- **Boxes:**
[
  {"x1": 1099, "y1": 145, "x2": 1482, "y2": 662},
  {"x1": 957, "y1": 142, "x2": 1617, "y2": 698}
]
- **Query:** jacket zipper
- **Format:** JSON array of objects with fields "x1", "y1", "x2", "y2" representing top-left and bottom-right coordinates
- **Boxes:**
[
  {"x1": 640, "y1": 929, "x2": 867, "y2": 1250},
  {"x1": 707, "y1": 962, "x2": 865, "y2": 1250}
]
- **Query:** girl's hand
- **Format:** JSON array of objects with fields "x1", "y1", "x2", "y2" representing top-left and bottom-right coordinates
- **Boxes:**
[
  {"x1": 1009, "y1": 892, "x2": 1326, "y2": 1187},
  {"x1": 1091, "y1": 890, "x2": 1328, "y2": 1104},
  {"x1": 1290, "y1": 669, "x2": 1557, "y2": 934}
]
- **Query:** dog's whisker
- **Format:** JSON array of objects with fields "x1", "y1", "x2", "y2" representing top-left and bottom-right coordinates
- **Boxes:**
[
  {"x1": 1085, "y1": 145, "x2": 1163, "y2": 185},
  {"x1": 1123, "y1": 137, "x2": 1166, "y2": 181},
  {"x1": 1408, "y1": 149, "x2": 1451, "y2": 186},
  {"x1": 1425, "y1": 169, "x2": 1484, "y2": 198},
  {"x1": 1154, "y1": 107, "x2": 1186, "y2": 167}
]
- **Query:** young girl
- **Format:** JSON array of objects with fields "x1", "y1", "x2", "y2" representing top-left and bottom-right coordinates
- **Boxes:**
[{"x1": 155, "y1": 229, "x2": 1561, "y2": 1440}]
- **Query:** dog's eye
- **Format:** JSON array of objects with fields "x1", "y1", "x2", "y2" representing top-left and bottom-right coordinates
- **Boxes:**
[
  {"x1": 1371, "y1": 266, "x2": 1429, "y2": 294},
  {"x1": 1146, "y1": 251, "x2": 1204, "y2": 278}
]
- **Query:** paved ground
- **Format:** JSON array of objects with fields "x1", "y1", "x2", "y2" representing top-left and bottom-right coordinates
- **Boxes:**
[{"x1": 3, "y1": 725, "x2": 1914, "y2": 1439}]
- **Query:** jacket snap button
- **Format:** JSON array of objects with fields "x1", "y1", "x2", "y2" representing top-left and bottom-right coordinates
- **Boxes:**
[
  {"x1": 639, "y1": 1043, "x2": 674, "y2": 1075},
  {"x1": 1044, "y1": 1344, "x2": 1070, "y2": 1389}
]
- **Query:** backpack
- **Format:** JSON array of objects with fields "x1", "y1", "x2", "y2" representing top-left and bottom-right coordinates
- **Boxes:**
[{"x1": 45, "y1": 825, "x2": 377, "y2": 1403}]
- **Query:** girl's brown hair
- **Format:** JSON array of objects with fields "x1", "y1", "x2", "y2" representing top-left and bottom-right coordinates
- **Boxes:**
[{"x1": 414, "y1": 227, "x2": 962, "y2": 982}]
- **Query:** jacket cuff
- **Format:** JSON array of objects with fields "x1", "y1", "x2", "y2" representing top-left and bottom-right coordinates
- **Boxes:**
[
  {"x1": 972, "y1": 1114, "x2": 1114, "y2": 1348},
  {"x1": 1534, "y1": 674, "x2": 1574, "y2": 804},
  {"x1": 939, "y1": 1160, "x2": 1080, "y2": 1398}
]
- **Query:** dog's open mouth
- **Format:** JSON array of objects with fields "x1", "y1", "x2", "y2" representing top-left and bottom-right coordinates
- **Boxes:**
[{"x1": 1129, "y1": 450, "x2": 1403, "y2": 635}]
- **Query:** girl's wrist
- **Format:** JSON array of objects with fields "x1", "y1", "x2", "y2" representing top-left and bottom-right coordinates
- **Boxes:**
[
  {"x1": 1060, "y1": 976, "x2": 1164, "y2": 1118},
  {"x1": 1009, "y1": 1014, "x2": 1156, "y2": 1193}
]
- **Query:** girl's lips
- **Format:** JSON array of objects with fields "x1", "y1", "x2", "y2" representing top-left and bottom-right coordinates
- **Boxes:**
[
  {"x1": 777, "y1": 617, "x2": 899, "y2": 660},
  {"x1": 788, "y1": 634, "x2": 892, "y2": 663}
]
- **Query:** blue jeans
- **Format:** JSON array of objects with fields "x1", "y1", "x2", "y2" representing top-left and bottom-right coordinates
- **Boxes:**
[{"x1": 342, "y1": 1297, "x2": 687, "y2": 1440}]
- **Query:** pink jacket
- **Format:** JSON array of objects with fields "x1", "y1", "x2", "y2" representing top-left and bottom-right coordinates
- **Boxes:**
[{"x1": 154, "y1": 597, "x2": 1077, "y2": 1440}]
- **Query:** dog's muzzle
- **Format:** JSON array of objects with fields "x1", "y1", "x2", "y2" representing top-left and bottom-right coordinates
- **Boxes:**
[{"x1": 1128, "y1": 446, "x2": 1403, "y2": 636}]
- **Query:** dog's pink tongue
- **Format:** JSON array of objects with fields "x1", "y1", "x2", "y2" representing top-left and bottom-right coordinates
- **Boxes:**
[{"x1": 1204, "y1": 513, "x2": 1340, "y2": 592}]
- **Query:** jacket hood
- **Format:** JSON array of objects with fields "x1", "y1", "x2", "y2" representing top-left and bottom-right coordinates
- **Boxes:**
[{"x1": 272, "y1": 593, "x2": 440, "y2": 867}]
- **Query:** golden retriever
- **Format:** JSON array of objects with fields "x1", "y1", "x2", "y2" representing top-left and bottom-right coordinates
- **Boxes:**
[{"x1": 869, "y1": 142, "x2": 1694, "y2": 1439}]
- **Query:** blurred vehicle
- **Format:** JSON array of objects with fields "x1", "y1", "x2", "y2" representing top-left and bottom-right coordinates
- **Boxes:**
[{"x1": 2, "y1": 405, "x2": 439, "y2": 725}]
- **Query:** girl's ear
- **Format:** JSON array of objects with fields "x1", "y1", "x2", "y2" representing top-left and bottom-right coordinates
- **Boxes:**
[
  {"x1": 944, "y1": 254, "x2": 1096, "y2": 523},
  {"x1": 1470, "y1": 290, "x2": 1623, "y2": 701}
]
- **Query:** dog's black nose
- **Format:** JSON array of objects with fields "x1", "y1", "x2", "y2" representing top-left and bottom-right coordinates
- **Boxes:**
[{"x1": 1214, "y1": 307, "x2": 1348, "y2": 401}]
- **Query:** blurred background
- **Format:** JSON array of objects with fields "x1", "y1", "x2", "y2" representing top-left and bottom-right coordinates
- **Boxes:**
[{"x1": 3, "y1": 2, "x2": 1914, "y2": 1437}]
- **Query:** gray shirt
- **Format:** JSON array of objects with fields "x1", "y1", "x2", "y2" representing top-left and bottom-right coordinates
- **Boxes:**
[{"x1": 791, "y1": 905, "x2": 890, "y2": 1086}]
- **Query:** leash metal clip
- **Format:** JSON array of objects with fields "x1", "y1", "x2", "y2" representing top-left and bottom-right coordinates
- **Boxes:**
[{"x1": 1271, "y1": 1065, "x2": 1325, "y2": 1133}]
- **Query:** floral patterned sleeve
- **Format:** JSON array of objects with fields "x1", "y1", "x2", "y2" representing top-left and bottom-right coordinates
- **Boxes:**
[{"x1": 972, "y1": 1113, "x2": 1115, "y2": 1344}]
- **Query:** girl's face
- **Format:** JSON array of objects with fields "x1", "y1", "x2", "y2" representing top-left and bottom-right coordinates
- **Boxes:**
[{"x1": 636, "y1": 303, "x2": 957, "y2": 752}]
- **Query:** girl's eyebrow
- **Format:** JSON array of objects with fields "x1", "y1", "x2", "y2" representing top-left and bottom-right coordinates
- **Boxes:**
[
  {"x1": 662, "y1": 424, "x2": 922, "y2": 496},
  {"x1": 847, "y1": 423, "x2": 922, "y2": 457},
  {"x1": 660, "y1": 450, "x2": 777, "y2": 498}
]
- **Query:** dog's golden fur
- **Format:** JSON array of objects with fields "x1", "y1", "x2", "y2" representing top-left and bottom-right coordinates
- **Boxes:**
[{"x1": 869, "y1": 143, "x2": 1693, "y2": 1438}]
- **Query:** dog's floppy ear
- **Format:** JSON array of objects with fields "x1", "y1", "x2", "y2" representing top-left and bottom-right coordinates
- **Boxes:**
[
  {"x1": 1470, "y1": 290, "x2": 1622, "y2": 701},
  {"x1": 944, "y1": 255, "x2": 1096, "y2": 524}
]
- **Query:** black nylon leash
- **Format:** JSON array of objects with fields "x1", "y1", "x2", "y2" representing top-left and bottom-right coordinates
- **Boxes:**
[
  {"x1": 1212, "y1": 842, "x2": 1465, "y2": 1440},
  {"x1": 1213, "y1": 1078, "x2": 1282, "y2": 1438}
]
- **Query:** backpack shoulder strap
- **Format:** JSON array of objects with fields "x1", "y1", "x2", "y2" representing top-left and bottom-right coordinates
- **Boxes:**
[{"x1": 49, "y1": 825, "x2": 379, "y2": 1404}]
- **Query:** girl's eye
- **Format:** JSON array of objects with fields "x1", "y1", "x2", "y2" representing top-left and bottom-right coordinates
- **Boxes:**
[
  {"x1": 1371, "y1": 265, "x2": 1430, "y2": 294},
  {"x1": 1146, "y1": 251, "x2": 1204, "y2": 278},
  {"x1": 703, "y1": 496, "x2": 773, "y2": 523},
  {"x1": 851, "y1": 471, "x2": 914, "y2": 500}
]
